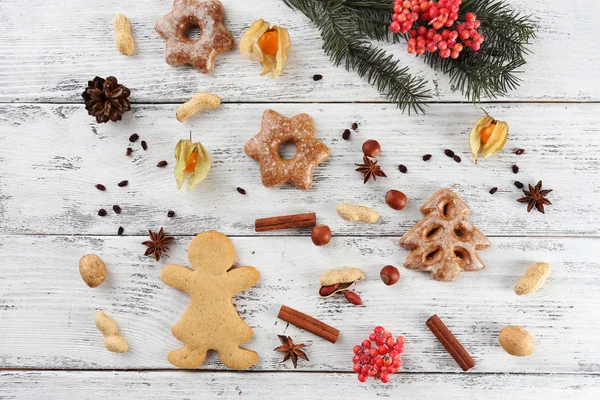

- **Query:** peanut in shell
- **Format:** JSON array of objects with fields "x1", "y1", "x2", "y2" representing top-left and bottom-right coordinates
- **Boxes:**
[{"x1": 319, "y1": 267, "x2": 366, "y2": 298}]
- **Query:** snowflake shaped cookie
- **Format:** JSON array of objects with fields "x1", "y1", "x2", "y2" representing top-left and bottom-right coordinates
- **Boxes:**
[
  {"x1": 245, "y1": 110, "x2": 331, "y2": 190},
  {"x1": 155, "y1": 0, "x2": 234, "y2": 73}
]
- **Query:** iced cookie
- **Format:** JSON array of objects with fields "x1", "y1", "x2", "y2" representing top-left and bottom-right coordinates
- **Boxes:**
[
  {"x1": 155, "y1": 0, "x2": 234, "y2": 73},
  {"x1": 245, "y1": 109, "x2": 330, "y2": 190}
]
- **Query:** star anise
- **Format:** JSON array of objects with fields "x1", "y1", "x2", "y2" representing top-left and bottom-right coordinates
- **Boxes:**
[
  {"x1": 142, "y1": 228, "x2": 174, "y2": 261},
  {"x1": 355, "y1": 155, "x2": 387, "y2": 184},
  {"x1": 517, "y1": 180, "x2": 553, "y2": 214},
  {"x1": 274, "y1": 335, "x2": 308, "y2": 368}
]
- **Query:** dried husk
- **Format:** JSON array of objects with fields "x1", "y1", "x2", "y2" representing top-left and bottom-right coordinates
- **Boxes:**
[
  {"x1": 240, "y1": 19, "x2": 270, "y2": 62},
  {"x1": 174, "y1": 139, "x2": 211, "y2": 191},
  {"x1": 470, "y1": 114, "x2": 509, "y2": 163},
  {"x1": 319, "y1": 267, "x2": 366, "y2": 298},
  {"x1": 240, "y1": 19, "x2": 290, "y2": 78}
]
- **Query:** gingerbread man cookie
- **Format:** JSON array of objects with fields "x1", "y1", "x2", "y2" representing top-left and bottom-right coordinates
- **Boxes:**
[
  {"x1": 160, "y1": 231, "x2": 260, "y2": 370},
  {"x1": 245, "y1": 109, "x2": 330, "y2": 190},
  {"x1": 155, "y1": 0, "x2": 234, "y2": 74}
]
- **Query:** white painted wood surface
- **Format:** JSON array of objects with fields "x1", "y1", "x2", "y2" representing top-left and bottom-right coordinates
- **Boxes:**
[
  {"x1": 0, "y1": 0, "x2": 599, "y2": 103},
  {"x1": 1, "y1": 103, "x2": 598, "y2": 236},
  {"x1": 2, "y1": 235, "x2": 598, "y2": 373},
  {"x1": 1, "y1": 371, "x2": 599, "y2": 399},
  {"x1": 1, "y1": 0, "x2": 600, "y2": 398}
]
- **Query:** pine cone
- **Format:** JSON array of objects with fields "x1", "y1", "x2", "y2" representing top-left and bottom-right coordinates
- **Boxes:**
[{"x1": 82, "y1": 76, "x2": 131, "y2": 123}]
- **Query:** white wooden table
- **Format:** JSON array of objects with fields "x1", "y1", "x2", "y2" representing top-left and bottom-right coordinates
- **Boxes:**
[{"x1": 1, "y1": 0, "x2": 599, "y2": 398}]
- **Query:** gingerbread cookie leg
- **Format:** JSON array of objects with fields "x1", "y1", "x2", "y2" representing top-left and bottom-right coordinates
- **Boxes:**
[
  {"x1": 219, "y1": 343, "x2": 258, "y2": 370},
  {"x1": 168, "y1": 345, "x2": 207, "y2": 368}
]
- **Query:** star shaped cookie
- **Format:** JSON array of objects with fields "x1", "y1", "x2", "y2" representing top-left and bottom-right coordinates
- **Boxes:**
[
  {"x1": 245, "y1": 110, "x2": 331, "y2": 190},
  {"x1": 155, "y1": 0, "x2": 234, "y2": 74}
]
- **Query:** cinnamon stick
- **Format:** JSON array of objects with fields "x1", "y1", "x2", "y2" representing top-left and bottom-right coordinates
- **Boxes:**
[
  {"x1": 255, "y1": 212, "x2": 316, "y2": 232},
  {"x1": 277, "y1": 305, "x2": 339, "y2": 343},
  {"x1": 426, "y1": 314, "x2": 475, "y2": 371}
]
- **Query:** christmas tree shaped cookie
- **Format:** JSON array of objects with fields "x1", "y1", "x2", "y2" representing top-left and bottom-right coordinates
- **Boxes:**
[{"x1": 400, "y1": 189, "x2": 491, "y2": 282}]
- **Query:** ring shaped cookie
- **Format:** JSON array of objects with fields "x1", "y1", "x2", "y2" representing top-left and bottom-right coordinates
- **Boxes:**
[
  {"x1": 245, "y1": 110, "x2": 331, "y2": 190},
  {"x1": 155, "y1": 0, "x2": 234, "y2": 74}
]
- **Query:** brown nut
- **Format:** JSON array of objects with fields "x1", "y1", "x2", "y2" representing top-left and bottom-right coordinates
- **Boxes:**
[
  {"x1": 344, "y1": 291, "x2": 363, "y2": 305},
  {"x1": 380, "y1": 265, "x2": 400, "y2": 285},
  {"x1": 79, "y1": 254, "x2": 107, "y2": 288},
  {"x1": 311, "y1": 225, "x2": 332, "y2": 246},
  {"x1": 362, "y1": 140, "x2": 381, "y2": 158},
  {"x1": 498, "y1": 325, "x2": 534, "y2": 357},
  {"x1": 319, "y1": 284, "x2": 339, "y2": 297},
  {"x1": 385, "y1": 190, "x2": 408, "y2": 210}
]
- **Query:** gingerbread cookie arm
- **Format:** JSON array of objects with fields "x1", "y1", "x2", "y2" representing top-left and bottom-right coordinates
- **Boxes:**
[
  {"x1": 161, "y1": 264, "x2": 193, "y2": 292},
  {"x1": 225, "y1": 266, "x2": 260, "y2": 296}
]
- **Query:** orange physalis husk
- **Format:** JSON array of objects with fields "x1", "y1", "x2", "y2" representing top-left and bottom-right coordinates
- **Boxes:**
[
  {"x1": 469, "y1": 109, "x2": 509, "y2": 163},
  {"x1": 174, "y1": 138, "x2": 211, "y2": 190},
  {"x1": 240, "y1": 19, "x2": 291, "y2": 78}
]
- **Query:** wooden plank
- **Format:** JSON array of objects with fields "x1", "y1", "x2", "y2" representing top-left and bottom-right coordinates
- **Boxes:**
[
  {"x1": 0, "y1": 371, "x2": 599, "y2": 399},
  {"x1": 0, "y1": 0, "x2": 598, "y2": 103},
  {"x1": 0, "y1": 103, "x2": 598, "y2": 236},
  {"x1": 0, "y1": 235, "x2": 598, "y2": 373}
]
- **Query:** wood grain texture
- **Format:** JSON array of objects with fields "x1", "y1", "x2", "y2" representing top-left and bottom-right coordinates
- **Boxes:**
[
  {"x1": 1, "y1": 371, "x2": 599, "y2": 399},
  {"x1": 1, "y1": 235, "x2": 598, "y2": 373},
  {"x1": 1, "y1": 103, "x2": 598, "y2": 236},
  {"x1": 0, "y1": 0, "x2": 599, "y2": 103}
]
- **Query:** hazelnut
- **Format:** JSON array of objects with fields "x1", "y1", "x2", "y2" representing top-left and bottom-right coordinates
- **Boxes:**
[
  {"x1": 311, "y1": 225, "x2": 332, "y2": 246},
  {"x1": 385, "y1": 190, "x2": 408, "y2": 210},
  {"x1": 362, "y1": 140, "x2": 381, "y2": 158},
  {"x1": 79, "y1": 254, "x2": 107, "y2": 288},
  {"x1": 380, "y1": 265, "x2": 400, "y2": 286}
]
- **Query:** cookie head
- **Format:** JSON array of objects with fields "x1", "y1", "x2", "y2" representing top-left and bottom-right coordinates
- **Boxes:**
[{"x1": 188, "y1": 231, "x2": 236, "y2": 274}]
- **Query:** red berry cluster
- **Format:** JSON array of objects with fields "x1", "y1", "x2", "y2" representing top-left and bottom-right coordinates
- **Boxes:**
[
  {"x1": 390, "y1": 0, "x2": 484, "y2": 59},
  {"x1": 352, "y1": 326, "x2": 405, "y2": 384}
]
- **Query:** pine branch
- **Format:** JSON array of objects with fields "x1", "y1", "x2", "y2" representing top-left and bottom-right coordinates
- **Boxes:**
[
  {"x1": 283, "y1": 0, "x2": 431, "y2": 114},
  {"x1": 283, "y1": 0, "x2": 535, "y2": 107},
  {"x1": 421, "y1": 0, "x2": 536, "y2": 101}
]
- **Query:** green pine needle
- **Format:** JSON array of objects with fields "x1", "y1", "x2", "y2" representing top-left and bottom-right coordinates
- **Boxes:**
[
  {"x1": 283, "y1": 0, "x2": 535, "y2": 111},
  {"x1": 284, "y1": 0, "x2": 431, "y2": 114}
]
